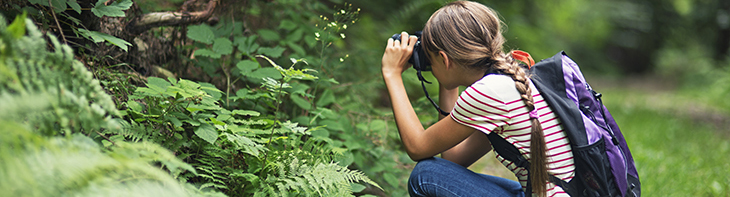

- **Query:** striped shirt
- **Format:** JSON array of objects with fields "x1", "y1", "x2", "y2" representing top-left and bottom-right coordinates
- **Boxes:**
[{"x1": 450, "y1": 74, "x2": 575, "y2": 197}]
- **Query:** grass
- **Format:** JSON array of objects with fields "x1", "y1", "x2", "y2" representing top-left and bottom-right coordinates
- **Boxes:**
[
  {"x1": 601, "y1": 88, "x2": 730, "y2": 196},
  {"x1": 470, "y1": 86, "x2": 730, "y2": 196}
]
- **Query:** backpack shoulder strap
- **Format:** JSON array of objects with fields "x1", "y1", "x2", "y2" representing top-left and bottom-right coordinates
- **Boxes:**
[{"x1": 529, "y1": 51, "x2": 588, "y2": 145}]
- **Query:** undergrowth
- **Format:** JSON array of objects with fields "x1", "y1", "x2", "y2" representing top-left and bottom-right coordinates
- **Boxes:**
[{"x1": 0, "y1": 3, "x2": 383, "y2": 196}]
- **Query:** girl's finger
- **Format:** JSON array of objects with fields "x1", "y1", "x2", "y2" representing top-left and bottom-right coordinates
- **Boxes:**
[
  {"x1": 408, "y1": 35, "x2": 418, "y2": 47},
  {"x1": 387, "y1": 38, "x2": 394, "y2": 48},
  {"x1": 400, "y1": 32, "x2": 409, "y2": 48}
]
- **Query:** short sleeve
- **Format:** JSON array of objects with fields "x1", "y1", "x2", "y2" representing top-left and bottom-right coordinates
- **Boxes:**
[{"x1": 450, "y1": 76, "x2": 514, "y2": 134}]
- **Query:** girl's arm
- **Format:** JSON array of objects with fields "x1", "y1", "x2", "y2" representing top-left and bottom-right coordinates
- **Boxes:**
[
  {"x1": 437, "y1": 84, "x2": 492, "y2": 167},
  {"x1": 382, "y1": 32, "x2": 476, "y2": 161}
]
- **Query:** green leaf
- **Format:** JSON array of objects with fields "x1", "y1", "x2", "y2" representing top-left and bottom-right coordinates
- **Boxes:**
[
  {"x1": 250, "y1": 67, "x2": 282, "y2": 80},
  {"x1": 315, "y1": 89, "x2": 335, "y2": 107},
  {"x1": 187, "y1": 24, "x2": 215, "y2": 44},
  {"x1": 290, "y1": 94, "x2": 312, "y2": 110},
  {"x1": 67, "y1": 0, "x2": 82, "y2": 13},
  {"x1": 278, "y1": 20, "x2": 297, "y2": 31},
  {"x1": 236, "y1": 60, "x2": 259, "y2": 76},
  {"x1": 232, "y1": 110, "x2": 260, "y2": 117},
  {"x1": 285, "y1": 28, "x2": 304, "y2": 42},
  {"x1": 166, "y1": 116, "x2": 183, "y2": 127},
  {"x1": 194, "y1": 49, "x2": 221, "y2": 58},
  {"x1": 147, "y1": 77, "x2": 171, "y2": 90},
  {"x1": 77, "y1": 29, "x2": 132, "y2": 51},
  {"x1": 257, "y1": 29, "x2": 280, "y2": 41},
  {"x1": 258, "y1": 46, "x2": 285, "y2": 58},
  {"x1": 287, "y1": 42, "x2": 305, "y2": 56},
  {"x1": 234, "y1": 35, "x2": 259, "y2": 55},
  {"x1": 49, "y1": 0, "x2": 67, "y2": 13},
  {"x1": 127, "y1": 100, "x2": 144, "y2": 112},
  {"x1": 195, "y1": 123, "x2": 218, "y2": 145},
  {"x1": 383, "y1": 172, "x2": 400, "y2": 188},
  {"x1": 91, "y1": 0, "x2": 133, "y2": 18},
  {"x1": 350, "y1": 183, "x2": 366, "y2": 193},
  {"x1": 199, "y1": 82, "x2": 222, "y2": 100},
  {"x1": 212, "y1": 38, "x2": 233, "y2": 55},
  {"x1": 7, "y1": 12, "x2": 27, "y2": 39}
]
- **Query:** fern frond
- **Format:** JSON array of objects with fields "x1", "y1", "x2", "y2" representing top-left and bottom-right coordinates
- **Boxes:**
[
  {"x1": 259, "y1": 155, "x2": 381, "y2": 197},
  {"x1": 0, "y1": 16, "x2": 120, "y2": 136}
]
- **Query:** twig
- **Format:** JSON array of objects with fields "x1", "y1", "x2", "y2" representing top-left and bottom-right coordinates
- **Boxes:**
[
  {"x1": 95, "y1": 130, "x2": 117, "y2": 146},
  {"x1": 49, "y1": 0, "x2": 68, "y2": 44}
]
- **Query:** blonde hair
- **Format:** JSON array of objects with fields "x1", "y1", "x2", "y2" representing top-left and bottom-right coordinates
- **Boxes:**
[{"x1": 422, "y1": 1, "x2": 549, "y2": 196}]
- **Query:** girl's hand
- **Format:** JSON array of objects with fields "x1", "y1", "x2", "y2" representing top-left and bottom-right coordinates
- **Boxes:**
[{"x1": 382, "y1": 32, "x2": 419, "y2": 78}]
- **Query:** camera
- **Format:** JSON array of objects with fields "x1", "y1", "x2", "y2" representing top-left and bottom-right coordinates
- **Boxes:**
[
  {"x1": 391, "y1": 31, "x2": 432, "y2": 71},
  {"x1": 390, "y1": 31, "x2": 449, "y2": 116}
]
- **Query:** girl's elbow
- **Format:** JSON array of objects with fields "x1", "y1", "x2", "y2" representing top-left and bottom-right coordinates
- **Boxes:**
[{"x1": 405, "y1": 147, "x2": 432, "y2": 161}]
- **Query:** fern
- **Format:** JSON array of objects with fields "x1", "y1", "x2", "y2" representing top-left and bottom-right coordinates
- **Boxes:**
[
  {"x1": 0, "y1": 14, "x2": 221, "y2": 197},
  {"x1": 259, "y1": 157, "x2": 381, "y2": 197},
  {"x1": 0, "y1": 14, "x2": 120, "y2": 136}
]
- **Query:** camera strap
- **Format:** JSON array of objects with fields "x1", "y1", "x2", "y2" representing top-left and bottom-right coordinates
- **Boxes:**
[{"x1": 416, "y1": 69, "x2": 451, "y2": 116}]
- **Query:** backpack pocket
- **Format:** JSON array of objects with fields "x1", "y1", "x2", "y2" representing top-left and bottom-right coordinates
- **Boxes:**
[{"x1": 568, "y1": 137, "x2": 618, "y2": 197}]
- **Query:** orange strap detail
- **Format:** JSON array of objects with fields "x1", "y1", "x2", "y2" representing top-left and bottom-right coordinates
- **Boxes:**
[{"x1": 511, "y1": 50, "x2": 535, "y2": 68}]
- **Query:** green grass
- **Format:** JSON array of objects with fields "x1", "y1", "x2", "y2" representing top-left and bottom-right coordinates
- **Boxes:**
[{"x1": 602, "y1": 89, "x2": 730, "y2": 196}]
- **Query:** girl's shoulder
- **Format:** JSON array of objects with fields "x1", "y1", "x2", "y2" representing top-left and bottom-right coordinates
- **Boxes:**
[{"x1": 468, "y1": 74, "x2": 524, "y2": 102}]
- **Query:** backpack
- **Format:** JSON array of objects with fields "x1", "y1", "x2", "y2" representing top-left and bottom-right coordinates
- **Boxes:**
[{"x1": 485, "y1": 51, "x2": 641, "y2": 197}]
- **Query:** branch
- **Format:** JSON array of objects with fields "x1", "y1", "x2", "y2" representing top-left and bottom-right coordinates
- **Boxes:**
[{"x1": 126, "y1": 0, "x2": 218, "y2": 35}]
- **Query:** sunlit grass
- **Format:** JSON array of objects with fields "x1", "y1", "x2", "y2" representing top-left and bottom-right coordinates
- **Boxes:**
[{"x1": 602, "y1": 88, "x2": 730, "y2": 196}]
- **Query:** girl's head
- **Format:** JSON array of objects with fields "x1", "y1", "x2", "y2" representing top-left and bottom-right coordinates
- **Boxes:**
[
  {"x1": 422, "y1": 1, "x2": 505, "y2": 71},
  {"x1": 423, "y1": 2, "x2": 550, "y2": 196}
]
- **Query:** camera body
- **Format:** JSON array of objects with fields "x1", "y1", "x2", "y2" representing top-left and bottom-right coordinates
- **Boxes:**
[{"x1": 391, "y1": 31, "x2": 432, "y2": 71}]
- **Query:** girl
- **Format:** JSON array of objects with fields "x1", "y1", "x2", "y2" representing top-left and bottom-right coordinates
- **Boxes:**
[{"x1": 381, "y1": 1, "x2": 574, "y2": 196}]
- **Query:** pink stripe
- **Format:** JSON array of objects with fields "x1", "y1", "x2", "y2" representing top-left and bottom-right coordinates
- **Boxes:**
[
  {"x1": 549, "y1": 149, "x2": 573, "y2": 157},
  {"x1": 550, "y1": 190, "x2": 567, "y2": 197},
  {"x1": 541, "y1": 116, "x2": 559, "y2": 125},
  {"x1": 509, "y1": 117, "x2": 532, "y2": 126},
  {"x1": 451, "y1": 111, "x2": 492, "y2": 131},
  {"x1": 552, "y1": 170, "x2": 574, "y2": 176},
  {"x1": 549, "y1": 156, "x2": 574, "y2": 164},
  {"x1": 550, "y1": 163, "x2": 575, "y2": 170},
  {"x1": 502, "y1": 131, "x2": 532, "y2": 140},
  {"x1": 460, "y1": 96, "x2": 511, "y2": 120},
  {"x1": 547, "y1": 142, "x2": 568, "y2": 151},
  {"x1": 465, "y1": 90, "x2": 508, "y2": 113},
  {"x1": 454, "y1": 102, "x2": 502, "y2": 128},
  {"x1": 546, "y1": 136, "x2": 568, "y2": 145},
  {"x1": 470, "y1": 87, "x2": 504, "y2": 104},
  {"x1": 504, "y1": 93, "x2": 542, "y2": 105},
  {"x1": 542, "y1": 122, "x2": 562, "y2": 131},
  {"x1": 506, "y1": 99, "x2": 546, "y2": 112}
]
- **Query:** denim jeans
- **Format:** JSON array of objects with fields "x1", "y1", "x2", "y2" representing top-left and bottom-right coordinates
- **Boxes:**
[{"x1": 408, "y1": 157, "x2": 525, "y2": 197}]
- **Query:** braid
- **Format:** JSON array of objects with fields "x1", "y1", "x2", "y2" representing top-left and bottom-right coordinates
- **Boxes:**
[{"x1": 493, "y1": 52, "x2": 549, "y2": 197}]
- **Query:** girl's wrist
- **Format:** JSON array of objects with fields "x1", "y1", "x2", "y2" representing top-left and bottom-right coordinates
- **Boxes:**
[{"x1": 381, "y1": 69, "x2": 402, "y2": 80}]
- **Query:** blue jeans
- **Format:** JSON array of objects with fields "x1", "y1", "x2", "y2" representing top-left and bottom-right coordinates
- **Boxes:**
[{"x1": 408, "y1": 157, "x2": 525, "y2": 197}]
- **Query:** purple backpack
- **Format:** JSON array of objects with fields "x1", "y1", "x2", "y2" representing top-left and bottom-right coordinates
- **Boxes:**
[{"x1": 486, "y1": 51, "x2": 641, "y2": 196}]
